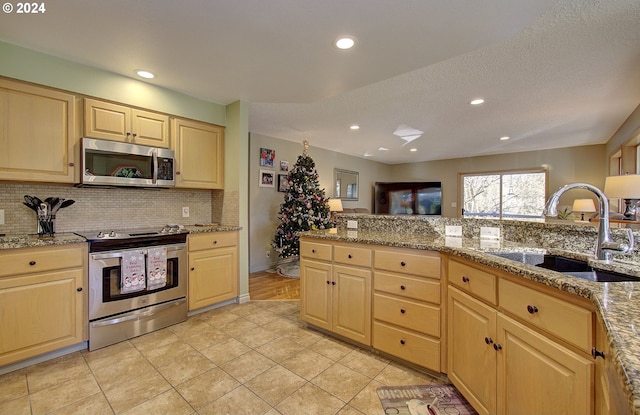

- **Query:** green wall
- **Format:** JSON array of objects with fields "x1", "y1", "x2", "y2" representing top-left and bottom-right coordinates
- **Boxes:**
[{"x1": 0, "y1": 41, "x2": 226, "y2": 125}]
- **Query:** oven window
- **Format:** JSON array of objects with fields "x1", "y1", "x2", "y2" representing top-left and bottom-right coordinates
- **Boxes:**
[{"x1": 102, "y1": 257, "x2": 180, "y2": 302}]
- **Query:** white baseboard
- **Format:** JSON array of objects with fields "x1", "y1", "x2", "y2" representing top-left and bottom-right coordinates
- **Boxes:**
[{"x1": 238, "y1": 293, "x2": 251, "y2": 304}]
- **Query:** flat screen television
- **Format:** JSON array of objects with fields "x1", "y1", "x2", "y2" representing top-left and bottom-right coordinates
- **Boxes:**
[{"x1": 374, "y1": 182, "x2": 442, "y2": 215}]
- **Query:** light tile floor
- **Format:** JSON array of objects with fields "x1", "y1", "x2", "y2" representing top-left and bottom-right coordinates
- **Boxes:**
[{"x1": 0, "y1": 300, "x2": 445, "y2": 415}]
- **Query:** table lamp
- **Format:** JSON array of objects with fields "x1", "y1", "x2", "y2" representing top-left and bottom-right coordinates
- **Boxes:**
[
  {"x1": 328, "y1": 199, "x2": 343, "y2": 226},
  {"x1": 572, "y1": 199, "x2": 596, "y2": 222},
  {"x1": 604, "y1": 174, "x2": 640, "y2": 220}
]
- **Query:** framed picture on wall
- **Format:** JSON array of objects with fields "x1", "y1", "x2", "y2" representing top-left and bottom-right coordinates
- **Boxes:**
[
  {"x1": 280, "y1": 160, "x2": 289, "y2": 171},
  {"x1": 277, "y1": 174, "x2": 290, "y2": 192},
  {"x1": 260, "y1": 148, "x2": 275, "y2": 167},
  {"x1": 259, "y1": 169, "x2": 275, "y2": 188}
]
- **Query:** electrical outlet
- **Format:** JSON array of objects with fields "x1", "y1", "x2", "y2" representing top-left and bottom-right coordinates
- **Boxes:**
[
  {"x1": 347, "y1": 220, "x2": 358, "y2": 229},
  {"x1": 266, "y1": 251, "x2": 270, "y2": 258},
  {"x1": 480, "y1": 226, "x2": 501, "y2": 239},
  {"x1": 0, "y1": 209, "x2": 4, "y2": 225},
  {"x1": 445, "y1": 225, "x2": 462, "y2": 237},
  {"x1": 182, "y1": 207, "x2": 189, "y2": 218}
]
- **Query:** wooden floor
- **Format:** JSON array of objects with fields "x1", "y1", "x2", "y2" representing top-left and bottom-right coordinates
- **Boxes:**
[{"x1": 249, "y1": 269, "x2": 300, "y2": 300}]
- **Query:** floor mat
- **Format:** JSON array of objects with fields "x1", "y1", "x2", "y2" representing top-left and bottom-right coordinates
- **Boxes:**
[
  {"x1": 276, "y1": 261, "x2": 300, "y2": 278},
  {"x1": 376, "y1": 384, "x2": 478, "y2": 415}
]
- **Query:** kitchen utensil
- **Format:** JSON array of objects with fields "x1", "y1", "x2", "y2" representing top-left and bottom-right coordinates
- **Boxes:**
[
  {"x1": 58, "y1": 199, "x2": 75, "y2": 210},
  {"x1": 47, "y1": 197, "x2": 60, "y2": 214},
  {"x1": 24, "y1": 195, "x2": 40, "y2": 210},
  {"x1": 22, "y1": 202, "x2": 38, "y2": 212}
]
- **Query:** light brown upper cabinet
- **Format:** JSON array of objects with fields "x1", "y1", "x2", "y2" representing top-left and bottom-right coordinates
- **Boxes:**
[
  {"x1": 0, "y1": 78, "x2": 79, "y2": 183},
  {"x1": 172, "y1": 117, "x2": 224, "y2": 189},
  {"x1": 84, "y1": 98, "x2": 170, "y2": 148}
]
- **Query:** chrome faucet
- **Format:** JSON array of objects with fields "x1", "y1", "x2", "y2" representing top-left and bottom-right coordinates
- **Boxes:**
[{"x1": 543, "y1": 182, "x2": 634, "y2": 261}]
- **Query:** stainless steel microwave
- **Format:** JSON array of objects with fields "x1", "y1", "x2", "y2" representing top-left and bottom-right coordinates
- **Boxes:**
[{"x1": 81, "y1": 137, "x2": 175, "y2": 188}]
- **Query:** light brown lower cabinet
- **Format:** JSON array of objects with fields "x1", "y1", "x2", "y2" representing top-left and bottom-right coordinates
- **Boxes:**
[
  {"x1": 448, "y1": 257, "x2": 595, "y2": 415},
  {"x1": 372, "y1": 246, "x2": 442, "y2": 372},
  {"x1": 300, "y1": 239, "x2": 372, "y2": 345},
  {"x1": 0, "y1": 244, "x2": 87, "y2": 366},
  {"x1": 187, "y1": 232, "x2": 238, "y2": 311},
  {"x1": 594, "y1": 314, "x2": 632, "y2": 415}
]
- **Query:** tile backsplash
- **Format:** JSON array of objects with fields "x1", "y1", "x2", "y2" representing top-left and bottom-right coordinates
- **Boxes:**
[{"x1": 0, "y1": 183, "x2": 224, "y2": 235}]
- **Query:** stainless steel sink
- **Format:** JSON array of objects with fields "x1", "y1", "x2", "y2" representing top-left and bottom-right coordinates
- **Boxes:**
[{"x1": 486, "y1": 252, "x2": 640, "y2": 282}]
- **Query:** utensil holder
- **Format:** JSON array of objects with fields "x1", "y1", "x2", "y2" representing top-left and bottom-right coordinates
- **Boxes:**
[{"x1": 37, "y1": 215, "x2": 55, "y2": 237}]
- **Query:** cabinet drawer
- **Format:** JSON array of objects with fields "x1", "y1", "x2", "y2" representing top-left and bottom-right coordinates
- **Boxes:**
[
  {"x1": 188, "y1": 232, "x2": 237, "y2": 251},
  {"x1": 449, "y1": 259, "x2": 497, "y2": 305},
  {"x1": 374, "y1": 271, "x2": 440, "y2": 304},
  {"x1": 300, "y1": 241, "x2": 332, "y2": 261},
  {"x1": 374, "y1": 293, "x2": 439, "y2": 337},
  {"x1": 373, "y1": 321, "x2": 440, "y2": 372},
  {"x1": 0, "y1": 244, "x2": 84, "y2": 278},
  {"x1": 334, "y1": 244, "x2": 371, "y2": 267},
  {"x1": 375, "y1": 249, "x2": 440, "y2": 278},
  {"x1": 499, "y1": 278, "x2": 593, "y2": 352}
]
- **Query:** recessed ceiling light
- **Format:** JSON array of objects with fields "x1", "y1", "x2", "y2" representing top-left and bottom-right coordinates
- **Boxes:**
[
  {"x1": 335, "y1": 36, "x2": 356, "y2": 50},
  {"x1": 470, "y1": 98, "x2": 485, "y2": 105},
  {"x1": 499, "y1": 136, "x2": 510, "y2": 141},
  {"x1": 350, "y1": 125, "x2": 360, "y2": 130},
  {"x1": 410, "y1": 148, "x2": 417, "y2": 152},
  {"x1": 136, "y1": 70, "x2": 155, "y2": 79}
]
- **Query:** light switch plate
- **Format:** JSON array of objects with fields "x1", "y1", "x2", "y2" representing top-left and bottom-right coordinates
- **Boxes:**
[
  {"x1": 480, "y1": 226, "x2": 500, "y2": 239},
  {"x1": 347, "y1": 230, "x2": 358, "y2": 238},
  {"x1": 445, "y1": 225, "x2": 462, "y2": 237},
  {"x1": 347, "y1": 220, "x2": 358, "y2": 229},
  {"x1": 0, "y1": 209, "x2": 4, "y2": 225}
]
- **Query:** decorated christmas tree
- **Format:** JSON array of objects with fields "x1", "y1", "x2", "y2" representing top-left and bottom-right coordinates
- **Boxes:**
[{"x1": 273, "y1": 140, "x2": 331, "y2": 258}]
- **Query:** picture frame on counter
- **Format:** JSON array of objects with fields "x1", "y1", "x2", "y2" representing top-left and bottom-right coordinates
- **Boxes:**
[{"x1": 259, "y1": 169, "x2": 275, "y2": 188}]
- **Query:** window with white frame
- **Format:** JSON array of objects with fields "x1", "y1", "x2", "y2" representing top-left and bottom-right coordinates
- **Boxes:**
[{"x1": 461, "y1": 170, "x2": 547, "y2": 220}]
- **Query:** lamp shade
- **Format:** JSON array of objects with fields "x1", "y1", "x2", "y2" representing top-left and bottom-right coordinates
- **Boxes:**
[
  {"x1": 328, "y1": 199, "x2": 343, "y2": 212},
  {"x1": 572, "y1": 199, "x2": 596, "y2": 213},
  {"x1": 604, "y1": 175, "x2": 640, "y2": 199}
]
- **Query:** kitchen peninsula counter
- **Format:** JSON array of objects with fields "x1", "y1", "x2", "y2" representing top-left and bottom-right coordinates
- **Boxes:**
[{"x1": 301, "y1": 228, "x2": 640, "y2": 415}]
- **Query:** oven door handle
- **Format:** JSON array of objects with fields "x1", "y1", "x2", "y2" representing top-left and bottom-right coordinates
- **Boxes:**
[{"x1": 90, "y1": 298, "x2": 186, "y2": 328}]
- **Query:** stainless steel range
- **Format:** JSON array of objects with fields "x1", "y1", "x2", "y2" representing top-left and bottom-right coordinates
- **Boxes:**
[{"x1": 76, "y1": 226, "x2": 189, "y2": 350}]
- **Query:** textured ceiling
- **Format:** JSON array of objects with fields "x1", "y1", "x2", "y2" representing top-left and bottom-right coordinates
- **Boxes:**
[{"x1": 0, "y1": 0, "x2": 638, "y2": 164}]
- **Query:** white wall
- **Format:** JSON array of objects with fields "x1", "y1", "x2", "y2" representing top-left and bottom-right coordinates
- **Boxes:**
[{"x1": 249, "y1": 133, "x2": 392, "y2": 272}]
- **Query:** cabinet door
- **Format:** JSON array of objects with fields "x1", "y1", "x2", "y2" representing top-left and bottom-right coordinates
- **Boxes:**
[
  {"x1": 0, "y1": 269, "x2": 85, "y2": 366},
  {"x1": 447, "y1": 287, "x2": 497, "y2": 415},
  {"x1": 130, "y1": 108, "x2": 169, "y2": 148},
  {"x1": 188, "y1": 246, "x2": 238, "y2": 310},
  {"x1": 300, "y1": 259, "x2": 332, "y2": 331},
  {"x1": 332, "y1": 265, "x2": 371, "y2": 345},
  {"x1": 173, "y1": 117, "x2": 224, "y2": 189},
  {"x1": 496, "y1": 314, "x2": 593, "y2": 415},
  {"x1": 84, "y1": 98, "x2": 130, "y2": 142},
  {"x1": 0, "y1": 78, "x2": 78, "y2": 183},
  {"x1": 595, "y1": 316, "x2": 632, "y2": 415}
]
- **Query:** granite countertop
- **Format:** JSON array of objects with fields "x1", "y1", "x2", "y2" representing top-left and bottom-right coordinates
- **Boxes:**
[
  {"x1": 0, "y1": 226, "x2": 242, "y2": 250},
  {"x1": 301, "y1": 229, "x2": 640, "y2": 414},
  {"x1": 0, "y1": 232, "x2": 86, "y2": 250},
  {"x1": 183, "y1": 224, "x2": 242, "y2": 234}
]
